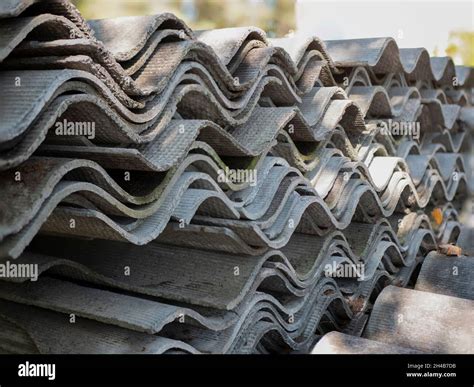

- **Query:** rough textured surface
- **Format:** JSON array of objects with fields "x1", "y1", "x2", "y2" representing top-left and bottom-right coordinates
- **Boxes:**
[
  {"x1": 0, "y1": 0, "x2": 472, "y2": 354},
  {"x1": 364, "y1": 286, "x2": 474, "y2": 354},
  {"x1": 311, "y1": 331, "x2": 421, "y2": 354},
  {"x1": 415, "y1": 252, "x2": 474, "y2": 299}
]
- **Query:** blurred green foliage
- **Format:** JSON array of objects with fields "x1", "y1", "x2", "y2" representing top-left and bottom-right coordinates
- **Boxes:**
[
  {"x1": 445, "y1": 31, "x2": 474, "y2": 66},
  {"x1": 72, "y1": 0, "x2": 296, "y2": 37}
]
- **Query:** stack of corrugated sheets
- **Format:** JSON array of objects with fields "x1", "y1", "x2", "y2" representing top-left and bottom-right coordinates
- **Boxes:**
[{"x1": 0, "y1": 0, "x2": 472, "y2": 354}]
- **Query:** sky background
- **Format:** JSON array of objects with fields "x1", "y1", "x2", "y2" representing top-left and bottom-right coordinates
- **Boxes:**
[{"x1": 296, "y1": 0, "x2": 473, "y2": 64}]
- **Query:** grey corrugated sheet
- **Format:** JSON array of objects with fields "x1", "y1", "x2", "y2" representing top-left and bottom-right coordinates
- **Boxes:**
[
  {"x1": 363, "y1": 285, "x2": 474, "y2": 354},
  {"x1": 0, "y1": 0, "x2": 472, "y2": 354},
  {"x1": 311, "y1": 331, "x2": 422, "y2": 354},
  {"x1": 0, "y1": 150, "x2": 467, "y2": 258},
  {"x1": 415, "y1": 252, "x2": 474, "y2": 299},
  {"x1": 0, "y1": 299, "x2": 199, "y2": 354},
  {"x1": 313, "y1": 252, "x2": 474, "y2": 354}
]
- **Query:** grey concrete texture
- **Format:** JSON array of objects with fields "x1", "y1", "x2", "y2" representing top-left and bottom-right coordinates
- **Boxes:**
[{"x1": 0, "y1": 0, "x2": 472, "y2": 354}]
